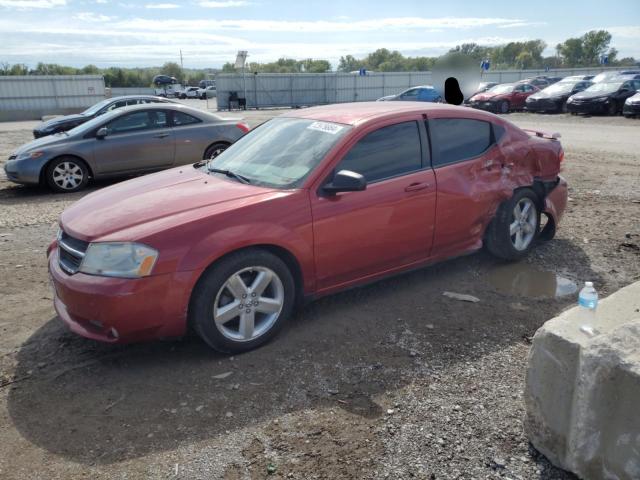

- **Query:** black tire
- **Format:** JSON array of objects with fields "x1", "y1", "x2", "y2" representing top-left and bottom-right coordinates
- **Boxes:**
[
  {"x1": 607, "y1": 100, "x2": 618, "y2": 116},
  {"x1": 561, "y1": 101, "x2": 568, "y2": 113},
  {"x1": 203, "y1": 142, "x2": 229, "y2": 160},
  {"x1": 484, "y1": 188, "x2": 541, "y2": 261},
  {"x1": 45, "y1": 156, "x2": 89, "y2": 193},
  {"x1": 189, "y1": 249, "x2": 296, "y2": 353},
  {"x1": 499, "y1": 100, "x2": 510, "y2": 114}
]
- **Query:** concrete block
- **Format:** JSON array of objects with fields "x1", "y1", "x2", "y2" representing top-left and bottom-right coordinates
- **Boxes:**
[{"x1": 524, "y1": 281, "x2": 640, "y2": 480}]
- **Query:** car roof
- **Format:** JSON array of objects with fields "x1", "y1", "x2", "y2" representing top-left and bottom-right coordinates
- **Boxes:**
[
  {"x1": 109, "y1": 95, "x2": 169, "y2": 101},
  {"x1": 282, "y1": 101, "x2": 500, "y2": 126},
  {"x1": 109, "y1": 102, "x2": 221, "y2": 120}
]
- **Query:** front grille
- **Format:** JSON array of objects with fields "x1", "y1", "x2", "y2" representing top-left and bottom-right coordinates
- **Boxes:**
[{"x1": 58, "y1": 231, "x2": 89, "y2": 275}]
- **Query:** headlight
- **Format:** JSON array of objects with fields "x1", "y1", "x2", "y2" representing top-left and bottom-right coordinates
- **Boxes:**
[
  {"x1": 19, "y1": 151, "x2": 45, "y2": 159},
  {"x1": 79, "y1": 242, "x2": 158, "y2": 278}
]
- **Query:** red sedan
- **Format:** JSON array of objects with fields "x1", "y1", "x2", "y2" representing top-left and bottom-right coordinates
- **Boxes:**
[
  {"x1": 469, "y1": 82, "x2": 540, "y2": 113},
  {"x1": 48, "y1": 102, "x2": 567, "y2": 353}
]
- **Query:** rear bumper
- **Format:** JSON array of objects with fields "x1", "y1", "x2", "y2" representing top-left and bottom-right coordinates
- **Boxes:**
[
  {"x1": 544, "y1": 176, "x2": 568, "y2": 227},
  {"x1": 48, "y1": 248, "x2": 195, "y2": 343}
]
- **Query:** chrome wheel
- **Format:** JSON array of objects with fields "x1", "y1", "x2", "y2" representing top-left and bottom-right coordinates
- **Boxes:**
[
  {"x1": 213, "y1": 266, "x2": 284, "y2": 342},
  {"x1": 52, "y1": 161, "x2": 84, "y2": 190},
  {"x1": 510, "y1": 198, "x2": 537, "y2": 251}
]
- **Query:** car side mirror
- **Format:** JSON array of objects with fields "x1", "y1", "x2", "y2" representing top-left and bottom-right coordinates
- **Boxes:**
[
  {"x1": 96, "y1": 127, "x2": 108, "y2": 139},
  {"x1": 323, "y1": 170, "x2": 367, "y2": 195}
]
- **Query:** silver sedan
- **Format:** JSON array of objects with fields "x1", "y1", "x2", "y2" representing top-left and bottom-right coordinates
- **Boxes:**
[{"x1": 5, "y1": 103, "x2": 249, "y2": 192}]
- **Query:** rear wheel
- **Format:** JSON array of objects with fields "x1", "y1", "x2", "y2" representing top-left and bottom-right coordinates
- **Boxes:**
[
  {"x1": 203, "y1": 142, "x2": 229, "y2": 160},
  {"x1": 499, "y1": 100, "x2": 510, "y2": 114},
  {"x1": 485, "y1": 189, "x2": 540, "y2": 261},
  {"x1": 189, "y1": 249, "x2": 296, "y2": 353},
  {"x1": 45, "y1": 156, "x2": 89, "y2": 193}
]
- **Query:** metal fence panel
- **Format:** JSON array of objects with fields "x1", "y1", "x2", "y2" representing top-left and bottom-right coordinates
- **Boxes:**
[
  {"x1": 0, "y1": 75, "x2": 104, "y2": 121},
  {"x1": 216, "y1": 67, "x2": 622, "y2": 111},
  {"x1": 107, "y1": 87, "x2": 155, "y2": 97}
]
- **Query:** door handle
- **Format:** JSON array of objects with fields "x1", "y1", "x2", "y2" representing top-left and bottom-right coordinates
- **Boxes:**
[
  {"x1": 153, "y1": 133, "x2": 169, "y2": 139},
  {"x1": 404, "y1": 182, "x2": 430, "y2": 192}
]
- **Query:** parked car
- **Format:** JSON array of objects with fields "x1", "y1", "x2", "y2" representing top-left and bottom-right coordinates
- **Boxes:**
[
  {"x1": 5, "y1": 104, "x2": 250, "y2": 193},
  {"x1": 544, "y1": 76, "x2": 565, "y2": 85},
  {"x1": 47, "y1": 102, "x2": 568, "y2": 353},
  {"x1": 465, "y1": 81, "x2": 498, "y2": 101},
  {"x1": 198, "y1": 79, "x2": 216, "y2": 89},
  {"x1": 525, "y1": 79, "x2": 593, "y2": 113},
  {"x1": 155, "y1": 84, "x2": 184, "y2": 98},
  {"x1": 623, "y1": 92, "x2": 640, "y2": 117},
  {"x1": 377, "y1": 86, "x2": 442, "y2": 102},
  {"x1": 517, "y1": 77, "x2": 550, "y2": 89},
  {"x1": 468, "y1": 83, "x2": 540, "y2": 113},
  {"x1": 179, "y1": 87, "x2": 201, "y2": 99},
  {"x1": 200, "y1": 85, "x2": 217, "y2": 99},
  {"x1": 591, "y1": 70, "x2": 640, "y2": 83},
  {"x1": 562, "y1": 75, "x2": 595, "y2": 82},
  {"x1": 566, "y1": 79, "x2": 640, "y2": 115},
  {"x1": 32, "y1": 96, "x2": 172, "y2": 138}
]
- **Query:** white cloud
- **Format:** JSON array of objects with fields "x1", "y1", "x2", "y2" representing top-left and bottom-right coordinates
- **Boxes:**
[
  {"x1": 95, "y1": 0, "x2": 108, "y2": 3},
  {"x1": 606, "y1": 26, "x2": 640, "y2": 38},
  {"x1": 198, "y1": 1, "x2": 252, "y2": 7},
  {"x1": 145, "y1": 3, "x2": 179, "y2": 8},
  {"x1": 498, "y1": 21, "x2": 547, "y2": 29},
  {"x1": 0, "y1": 0, "x2": 65, "y2": 7},
  {"x1": 73, "y1": 12, "x2": 113, "y2": 21}
]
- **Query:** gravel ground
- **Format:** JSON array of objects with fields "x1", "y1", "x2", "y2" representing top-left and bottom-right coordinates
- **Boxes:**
[{"x1": 0, "y1": 106, "x2": 639, "y2": 480}]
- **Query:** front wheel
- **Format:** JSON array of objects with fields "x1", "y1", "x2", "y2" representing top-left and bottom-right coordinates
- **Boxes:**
[
  {"x1": 498, "y1": 100, "x2": 510, "y2": 114},
  {"x1": 484, "y1": 189, "x2": 540, "y2": 261},
  {"x1": 203, "y1": 142, "x2": 229, "y2": 160},
  {"x1": 45, "y1": 157, "x2": 89, "y2": 193},
  {"x1": 189, "y1": 249, "x2": 296, "y2": 353}
]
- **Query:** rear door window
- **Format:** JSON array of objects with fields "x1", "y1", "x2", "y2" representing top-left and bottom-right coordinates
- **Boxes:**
[
  {"x1": 428, "y1": 118, "x2": 493, "y2": 167},
  {"x1": 336, "y1": 121, "x2": 422, "y2": 183},
  {"x1": 172, "y1": 111, "x2": 201, "y2": 126}
]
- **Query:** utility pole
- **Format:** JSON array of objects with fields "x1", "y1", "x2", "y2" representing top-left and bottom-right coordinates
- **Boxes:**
[{"x1": 180, "y1": 50, "x2": 184, "y2": 69}]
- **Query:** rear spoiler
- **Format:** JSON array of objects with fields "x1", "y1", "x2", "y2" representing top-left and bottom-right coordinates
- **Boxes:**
[{"x1": 522, "y1": 129, "x2": 561, "y2": 140}]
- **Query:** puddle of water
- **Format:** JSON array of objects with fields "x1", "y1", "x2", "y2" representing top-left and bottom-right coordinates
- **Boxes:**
[{"x1": 487, "y1": 263, "x2": 578, "y2": 299}]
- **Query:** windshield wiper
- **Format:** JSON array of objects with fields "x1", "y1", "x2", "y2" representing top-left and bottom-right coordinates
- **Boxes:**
[{"x1": 208, "y1": 167, "x2": 251, "y2": 184}]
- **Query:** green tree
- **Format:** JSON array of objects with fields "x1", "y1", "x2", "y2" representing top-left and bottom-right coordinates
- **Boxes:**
[
  {"x1": 337, "y1": 55, "x2": 364, "y2": 72},
  {"x1": 582, "y1": 30, "x2": 612, "y2": 65}
]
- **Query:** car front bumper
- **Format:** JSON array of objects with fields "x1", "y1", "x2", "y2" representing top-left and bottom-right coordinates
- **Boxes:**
[
  {"x1": 566, "y1": 101, "x2": 609, "y2": 114},
  {"x1": 48, "y1": 247, "x2": 196, "y2": 343},
  {"x1": 3, "y1": 156, "x2": 50, "y2": 185},
  {"x1": 525, "y1": 99, "x2": 562, "y2": 112},
  {"x1": 468, "y1": 101, "x2": 498, "y2": 112},
  {"x1": 623, "y1": 103, "x2": 640, "y2": 116}
]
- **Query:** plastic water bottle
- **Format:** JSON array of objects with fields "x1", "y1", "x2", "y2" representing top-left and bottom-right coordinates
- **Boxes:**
[{"x1": 578, "y1": 281, "x2": 598, "y2": 336}]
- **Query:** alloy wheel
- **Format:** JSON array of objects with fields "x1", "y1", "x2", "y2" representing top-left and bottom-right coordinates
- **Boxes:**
[
  {"x1": 213, "y1": 266, "x2": 284, "y2": 342},
  {"x1": 509, "y1": 198, "x2": 537, "y2": 251},
  {"x1": 52, "y1": 161, "x2": 84, "y2": 191}
]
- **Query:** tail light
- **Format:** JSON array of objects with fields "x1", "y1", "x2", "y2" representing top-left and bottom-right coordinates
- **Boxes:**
[
  {"x1": 559, "y1": 148, "x2": 565, "y2": 163},
  {"x1": 236, "y1": 122, "x2": 250, "y2": 134}
]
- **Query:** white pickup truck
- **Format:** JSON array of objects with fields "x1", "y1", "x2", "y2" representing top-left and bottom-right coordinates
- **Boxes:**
[{"x1": 154, "y1": 84, "x2": 184, "y2": 98}]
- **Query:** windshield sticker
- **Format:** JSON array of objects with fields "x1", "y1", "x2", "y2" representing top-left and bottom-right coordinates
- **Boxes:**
[{"x1": 307, "y1": 121, "x2": 344, "y2": 135}]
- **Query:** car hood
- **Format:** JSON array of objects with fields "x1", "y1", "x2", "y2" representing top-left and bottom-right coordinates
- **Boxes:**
[
  {"x1": 60, "y1": 167, "x2": 281, "y2": 241},
  {"x1": 528, "y1": 91, "x2": 567, "y2": 100},
  {"x1": 36, "y1": 113, "x2": 87, "y2": 130},
  {"x1": 571, "y1": 90, "x2": 613, "y2": 100},
  {"x1": 471, "y1": 91, "x2": 505, "y2": 101},
  {"x1": 12, "y1": 133, "x2": 70, "y2": 156},
  {"x1": 377, "y1": 95, "x2": 396, "y2": 101}
]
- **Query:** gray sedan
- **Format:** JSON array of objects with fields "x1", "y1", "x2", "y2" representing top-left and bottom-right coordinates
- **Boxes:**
[{"x1": 5, "y1": 104, "x2": 249, "y2": 193}]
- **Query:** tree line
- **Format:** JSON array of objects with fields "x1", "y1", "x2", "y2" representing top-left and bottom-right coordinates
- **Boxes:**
[{"x1": 1, "y1": 30, "x2": 637, "y2": 86}]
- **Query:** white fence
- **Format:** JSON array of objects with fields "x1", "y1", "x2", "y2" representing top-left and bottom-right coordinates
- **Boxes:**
[
  {"x1": 107, "y1": 87, "x2": 155, "y2": 97},
  {"x1": 216, "y1": 67, "x2": 617, "y2": 110},
  {"x1": 0, "y1": 75, "x2": 105, "y2": 121}
]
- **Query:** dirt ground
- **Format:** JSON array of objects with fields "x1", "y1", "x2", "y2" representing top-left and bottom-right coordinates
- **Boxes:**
[{"x1": 0, "y1": 105, "x2": 639, "y2": 480}]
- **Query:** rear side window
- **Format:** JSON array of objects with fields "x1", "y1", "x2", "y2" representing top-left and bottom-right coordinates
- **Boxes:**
[
  {"x1": 336, "y1": 121, "x2": 422, "y2": 183},
  {"x1": 429, "y1": 118, "x2": 492, "y2": 167},
  {"x1": 173, "y1": 111, "x2": 201, "y2": 126}
]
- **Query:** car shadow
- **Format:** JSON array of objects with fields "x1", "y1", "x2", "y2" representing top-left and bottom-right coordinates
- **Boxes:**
[{"x1": 7, "y1": 240, "x2": 598, "y2": 472}]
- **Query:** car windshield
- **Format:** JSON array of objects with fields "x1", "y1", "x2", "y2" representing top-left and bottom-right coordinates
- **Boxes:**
[
  {"x1": 489, "y1": 84, "x2": 514, "y2": 94},
  {"x1": 66, "y1": 109, "x2": 122, "y2": 136},
  {"x1": 543, "y1": 82, "x2": 575, "y2": 94},
  {"x1": 206, "y1": 117, "x2": 351, "y2": 188},
  {"x1": 81, "y1": 99, "x2": 113, "y2": 116},
  {"x1": 584, "y1": 82, "x2": 623, "y2": 94}
]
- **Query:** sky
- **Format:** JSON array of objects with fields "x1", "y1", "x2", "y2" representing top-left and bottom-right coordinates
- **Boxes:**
[{"x1": 1, "y1": 0, "x2": 639, "y2": 69}]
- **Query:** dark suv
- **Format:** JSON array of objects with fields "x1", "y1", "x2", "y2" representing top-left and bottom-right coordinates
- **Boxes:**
[{"x1": 32, "y1": 95, "x2": 172, "y2": 138}]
